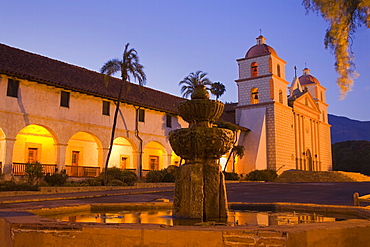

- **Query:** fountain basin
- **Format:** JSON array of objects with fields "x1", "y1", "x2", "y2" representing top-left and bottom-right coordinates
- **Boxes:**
[
  {"x1": 2, "y1": 202, "x2": 370, "y2": 247},
  {"x1": 40, "y1": 204, "x2": 365, "y2": 226},
  {"x1": 169, "y1": 127, "x2": 234, "y2": 160},
  {"x1": 178, "y1": 99, "x2": 224, "y2": 127}
]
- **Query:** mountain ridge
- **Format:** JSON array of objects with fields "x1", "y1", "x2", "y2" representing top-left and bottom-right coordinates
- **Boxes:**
[{"x1": 329, "y1": 114, "x2": 370, "y2": 144}]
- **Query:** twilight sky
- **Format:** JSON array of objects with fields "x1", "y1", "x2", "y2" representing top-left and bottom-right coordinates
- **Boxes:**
[{"x1": 1, "y1": 0, "x2": 369, "y2": 121}]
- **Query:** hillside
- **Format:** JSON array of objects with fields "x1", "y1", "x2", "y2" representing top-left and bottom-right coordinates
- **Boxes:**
[
  {"x1": 328, "y1": 114, "x2": 370, "y2": 144},
  {"x1": 332, "y1": 140, "x2": 370, "y2": 175}
]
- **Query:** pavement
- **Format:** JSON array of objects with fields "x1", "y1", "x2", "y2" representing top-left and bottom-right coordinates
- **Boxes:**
[{"x1": 1, "y1": 182, "x2": 370, "y2": 211}]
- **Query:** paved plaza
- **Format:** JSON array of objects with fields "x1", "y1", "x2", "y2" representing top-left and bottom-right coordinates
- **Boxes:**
[{"x1": 1, "y1": 182, "x2": 370, "y2": 210}]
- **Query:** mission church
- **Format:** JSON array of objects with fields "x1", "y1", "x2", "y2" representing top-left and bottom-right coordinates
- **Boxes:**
[{"x1": 0, "y1": 36, "x2": 332, "y2": 179}]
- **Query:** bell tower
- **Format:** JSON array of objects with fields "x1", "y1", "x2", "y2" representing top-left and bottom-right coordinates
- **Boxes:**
[
  {"x1": 235, "y1": 36, "x2": 294, "y2": 174},
  {"x1": 236, "y1": 35, "x2": 289, "y2": 107}
]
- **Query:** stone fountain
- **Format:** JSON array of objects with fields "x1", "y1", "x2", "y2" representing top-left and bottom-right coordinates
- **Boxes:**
[{"x1": 169, "y1": 85, "x2": 234, "y2": 220}]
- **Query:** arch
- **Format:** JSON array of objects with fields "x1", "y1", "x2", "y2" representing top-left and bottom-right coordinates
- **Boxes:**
[
  {"x1": 12, "y1": 125, "x2": 58, "y2": 174},
  {"x1": 108, "y1": 137, "x2": 137, "y2": 170},
  {"x1": 250, "y1": 87, "x2": 259, "y2": 104},
  {"x1": 278, "y1": 89, "x2": 283, "y2": 104},
  {"x1": 66, "y1": 131, "x2": 102, "y2": 176},
  {"x1": 251, "y1": 62, "x2": 258, "y2": 77},
  {"x1": 306, "y1": 149, "x2": 313, "y2": 171},
  {"x1": 143, "y1": 141, "x2": 168, "y2": 174}
]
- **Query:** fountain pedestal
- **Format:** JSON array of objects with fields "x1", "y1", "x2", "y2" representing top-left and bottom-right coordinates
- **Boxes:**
[
  {"x1": 173, "y1": 160, "x2": 228, "y2": 219},
  {"x1": 169, "y1": 86, "x2": 234, "y2": 220}
]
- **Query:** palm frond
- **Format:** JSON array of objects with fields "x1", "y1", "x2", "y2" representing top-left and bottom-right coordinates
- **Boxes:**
[
  {"x1": 100, "y1": 59, "x2": 122, "y2": 87},
  {"x1": 179, "y1": 70, "x2": 212, "y2": 98},
  {"x1": 211, "y1": 81, "x2": 226, "y2": 100}
]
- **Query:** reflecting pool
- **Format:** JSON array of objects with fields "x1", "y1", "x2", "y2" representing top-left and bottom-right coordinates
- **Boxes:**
[{"x1": 45, "y1": 209, "x2": 358, "y2": 226}]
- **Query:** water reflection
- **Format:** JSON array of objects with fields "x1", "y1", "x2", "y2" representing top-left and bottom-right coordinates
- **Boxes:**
[{"x1": 47, "y1": 209, "x2": 347, "y2": 226}]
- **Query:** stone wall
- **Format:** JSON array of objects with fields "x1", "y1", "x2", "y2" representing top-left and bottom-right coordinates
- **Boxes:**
[{"x1": 275, "y1": 170, "x2": 370, "y2": 183}]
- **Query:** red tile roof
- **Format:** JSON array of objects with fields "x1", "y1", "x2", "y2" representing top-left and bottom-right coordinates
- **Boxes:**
[
  {"x1": 0, "y1": 43, "x2": 184, "y2": 114},
  {"x1": 0, "y1": 43, "x2": 239, "y2": 126}
]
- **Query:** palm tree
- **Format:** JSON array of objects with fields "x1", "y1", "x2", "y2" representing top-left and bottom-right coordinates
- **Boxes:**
[
  {"x1": 223, "y1": 145, "x2": 245, "y2": 172},
  {"x1": 101, "y1": 43, "x2": 146, "y2": 185},
  {"x1": 211, "y1": 81, "x2": 226, "y2": 100},
  {"x1": 179, "y1": 71, "x2": 212, "y2": 98}
]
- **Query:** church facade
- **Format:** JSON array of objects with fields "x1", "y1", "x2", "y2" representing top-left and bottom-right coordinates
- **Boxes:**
[
  {"x1": 233, "y1": 35, "x2": 332, "y2": 174},
  {"x1": 0, "y1": 36, "x2": 332, "y2": 179}
]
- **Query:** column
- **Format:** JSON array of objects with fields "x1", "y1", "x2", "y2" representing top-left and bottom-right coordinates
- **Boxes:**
[
  {"x1": 54, "y1": 143, "x2": 68, "y2": 172},
  {"x1": 133, "y1": 151, "x2": 142, "y2": 179},
  {"x1": 98, "y1": 147, "x2": 109, "y2": 171},
  {"x1": 163, "y1": 154, "x2": 172, "y2": 168},
  {"x1": 3, "y1": 138, "x2": 16, "y2": 179}
]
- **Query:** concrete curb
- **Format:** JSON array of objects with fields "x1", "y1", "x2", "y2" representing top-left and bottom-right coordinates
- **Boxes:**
[{"x1": 0, "y1": 188, "x2": 174, "y2": 204}]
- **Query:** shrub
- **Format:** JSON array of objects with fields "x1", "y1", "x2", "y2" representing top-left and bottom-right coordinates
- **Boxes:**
[
  {"x1": 146, "y1": 170, "x2": 165, "y2": 183},
  {"x1": 121, "y1": 170, "x2": 138, "y2": 186},
  {"x1": 98, "y1": 167, "x2": 137, "y2": 186},
  {"x1": 44, "y1": 170, "x2": 68, "y2": 186},
  {"x1": 98, "y1": 167, "x2": 123, "y2": 181},
  {"x1": 0, "y1": 180, "x2": 39, "y2": 191},
  {"x1": 25, "y1": 161, "x2": 44, "y2": 185},
  {"x1": 162, "y1": 172, "x2": 175, "y2": 182},
  {"x1": 64, "y1": 180, "x2": 90, "y2": 187},
  {"x1": 146, "y1": 168, "x2": 176, "y2": 183},
  {"x1": 107, "y1": 179, "x2": 127, "y2": 186},
  {"x1": 85, "y1": 178, "x2": 102, "y2": 186},
  {"x1": 223, "y1": 171, "x2": 239, "y2": 181},
  {"x1": 245, "y1": 169, "x2": 277, "y2": 182}
]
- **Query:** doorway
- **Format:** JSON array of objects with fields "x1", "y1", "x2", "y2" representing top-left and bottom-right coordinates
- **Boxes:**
[
  {"x1": 149, "y1": 156, "x2": 159, "y2": 171},
  {"x1": 28, "y1": 148, "x2": 38, "y2": 163},
  {"x1": 71, "y1": 151, "x2": 80, "y2": 176}
]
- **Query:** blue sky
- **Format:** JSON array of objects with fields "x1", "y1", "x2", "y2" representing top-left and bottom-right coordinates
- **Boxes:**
[{"x1": 1, "y1": 0, "x2": 369, "y2": 120}]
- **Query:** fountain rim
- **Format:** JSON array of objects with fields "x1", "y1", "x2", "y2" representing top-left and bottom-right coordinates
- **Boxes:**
[{"x1": 31, "y1": 202, "x2": 370, "y2": 222}]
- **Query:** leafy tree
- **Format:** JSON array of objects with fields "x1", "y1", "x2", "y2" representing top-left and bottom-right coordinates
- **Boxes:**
[
  {"x1": 101, "y1": 43, "x2": 146, "y2": 185},
  {"x1": 179, "y1": 71, "x2": 212, "y2": 98},
  {"x1": 25, "y1": 161, "x2": 43, "y2": 185},
  {"x1": 303, "y1": 0, "x2": 369, "y2": 97},
  {"x1": 332, "y1": 140, "x2": 370, "y2": 175},
  {"x1": 211, "y1": 81, "x2": 226, "y2": 100}
]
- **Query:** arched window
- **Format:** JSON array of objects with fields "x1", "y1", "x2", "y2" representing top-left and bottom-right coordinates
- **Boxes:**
[
  {"x1": 279, "y1": 89, "x2": 283, "y2": 104},
  {"x1": 250, "y1": 88, "x2": 259, "y2": 104},
  {"x1": 251, "y1": 62, "x2": 258, "y2": 77},
  {"x1": 277, "y1": 64, "x2": 281, "y2": 77}
]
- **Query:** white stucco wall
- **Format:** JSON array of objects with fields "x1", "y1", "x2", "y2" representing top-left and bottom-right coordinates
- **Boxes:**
[{"x1": 0, "y1": 74, "x2": 188, "y2": 176}]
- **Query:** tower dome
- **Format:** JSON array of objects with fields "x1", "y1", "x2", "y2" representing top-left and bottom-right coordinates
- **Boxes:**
[
  {"x1": 298, "y1": 68, "x2": 320, "y2": 85},
  {"x1": 245, "y1": 35, "x2": 278, "y2": 58}
]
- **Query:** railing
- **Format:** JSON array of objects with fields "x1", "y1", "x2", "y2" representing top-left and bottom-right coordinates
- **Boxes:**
[
  {"x1": 65, "y1": 165, "x2": 100, "y2": 177},
  {"x1": 12, "y1": 163, "x2": 57, "y2": 176},
  {"x1": 353, "y1": 192, "x2": 370, "y2": 206}
]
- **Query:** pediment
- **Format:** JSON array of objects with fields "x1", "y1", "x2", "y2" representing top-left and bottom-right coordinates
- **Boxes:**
[{"x1": 292, "y1": 91, "x2": 321, "y2": 114}]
